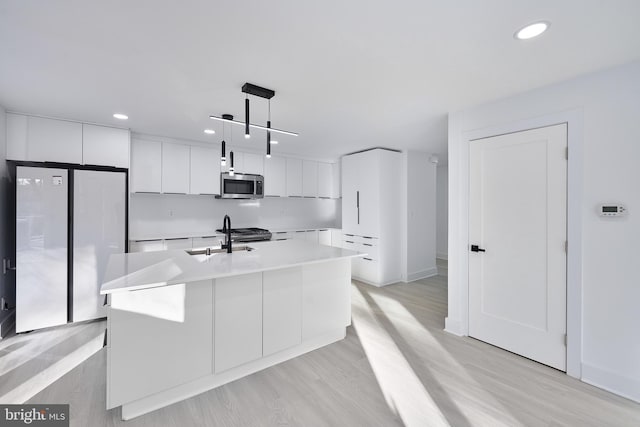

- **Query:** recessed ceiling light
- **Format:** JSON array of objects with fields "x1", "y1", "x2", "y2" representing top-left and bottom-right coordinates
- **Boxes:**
[
  {"x1": 113, "y1": 113, "x2": 128, "y2": 120},
  {"x1": 204, "y1": 129, "x2": 216, "y2": 134},
  {"x1": 271, "y1": 140, "x2": 278, "y2": 145},
  {"x1": 515, "y1": 21, "x2": 549, "y2": 40}
]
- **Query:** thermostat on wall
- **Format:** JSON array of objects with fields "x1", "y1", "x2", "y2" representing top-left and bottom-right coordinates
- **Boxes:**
[{"x1": 599, "y1": 204, "x2": 627, "y2": 217}]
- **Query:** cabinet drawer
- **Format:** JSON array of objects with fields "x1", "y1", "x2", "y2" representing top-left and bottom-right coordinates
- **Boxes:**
[
  {"x1": 353, "y1": 257, "x2": 380, "y2": 283},
  {"x1": 164, "y1": 238, "x2": 192, "y2": 250}
]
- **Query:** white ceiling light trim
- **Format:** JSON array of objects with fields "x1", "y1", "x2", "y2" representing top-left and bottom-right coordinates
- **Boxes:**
[
  {"x1": 113, "y1": 113, "x2": 128, "y2": 120},
  {"x1": 204, "y1": 129, "x2": 215, "y2": 134},
  {"x1": 515, "y1": 21, "x2": 550, "y2": 40}
]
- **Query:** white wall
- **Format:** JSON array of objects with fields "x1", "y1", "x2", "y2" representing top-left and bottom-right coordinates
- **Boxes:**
[
  {"x1": 130, "y1": 194, "x2": 340, "y2": 239},
  {"x1": 447, "y1": 60, "x2": 640, "y2": 402},
  {"x1": 402, "y1": 151, "x2": 437, "y2": 281},
  {"x1": 436, "y1": 165, "x2": 448, "y2": 260}
]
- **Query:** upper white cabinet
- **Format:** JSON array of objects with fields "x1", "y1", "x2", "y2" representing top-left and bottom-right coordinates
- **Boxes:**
[
  {"x1": 131, "y1": 139, "x2": 162, "y2": 193},
  {"x1": 302, "y1": 160, "x2": 318, "y2": 198},
  {"x1": 286, "y1": 158, "x2": 303, "y2": 197},
  {"x1": 264, "y1": 155, "x2": 286, "y2": 197},
  {"x1": 7, "y1": 114, "x2": 83, "y2": 164},
  {"x1": 82, "y1": 124, "x2": 129, "y2": 168},
  {"x1": 6, "y1": 113, "x2": 129, "y2": 168},
  {"x1": 318, "y1": 162, "x2": 332, "y2": 198},
  {"x1": 161, "y1": 143, "x2": 190, "y2": 194},
  {"x1": 243, "y1": 152, "x2": 264, "y2": 175},
  {"x1": 190, "y1": 146, "x2": 220, "y2": 195},
  {"x1": 332, "y1": 162, "x2": 341, "y2": 198}
]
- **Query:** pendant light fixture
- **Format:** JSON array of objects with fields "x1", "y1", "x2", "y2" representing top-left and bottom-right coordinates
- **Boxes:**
[
  {"x1": 266, "y1": 100, "x2": 272, "y2": 158},
  {"x1": 220, "y1": 114, "x2": 233, "y2": 166},
  {"x1": 245, "y1": 95, "x2": 250, "y2": 139},
  {"x1": 229, "y1": 151, "x2": 235, "y2": 176}
]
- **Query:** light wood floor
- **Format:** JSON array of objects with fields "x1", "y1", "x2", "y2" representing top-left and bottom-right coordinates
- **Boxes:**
[{"x1": 25, "y1": 272, "x2": 640, "y2": 426}]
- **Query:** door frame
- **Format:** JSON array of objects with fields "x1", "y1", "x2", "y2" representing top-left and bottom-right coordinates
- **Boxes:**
[{"x1": 453, "y1": 109, "x2": 583, "y2": 379}]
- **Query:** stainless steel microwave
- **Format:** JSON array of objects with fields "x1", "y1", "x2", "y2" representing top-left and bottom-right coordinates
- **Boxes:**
[{"x1": 218, "y1": 172, "x2": 264, "y2": 199}]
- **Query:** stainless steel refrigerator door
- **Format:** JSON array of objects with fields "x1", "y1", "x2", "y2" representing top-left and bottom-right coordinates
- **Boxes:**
[
  {"x1": 72, "y1": 170, "x2": 126, "y2": 322},
  {"x1": 16, "y1": 167, "x2": 69, "y2": 332}
]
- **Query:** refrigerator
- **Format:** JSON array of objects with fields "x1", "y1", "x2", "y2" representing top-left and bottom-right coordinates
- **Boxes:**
[{"x1": 15, "y1": 166, "x2": 126, "y2": 332}]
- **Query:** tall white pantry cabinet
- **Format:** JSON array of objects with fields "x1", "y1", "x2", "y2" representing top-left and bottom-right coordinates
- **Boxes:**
[{"x1": 341, "y1": 149, "x2": 402, "y2": 286}]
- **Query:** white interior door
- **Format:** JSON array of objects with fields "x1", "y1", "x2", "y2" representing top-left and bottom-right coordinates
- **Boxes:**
[{"x1": 469, "y1": 124, "x2": 567, "y2": 371}]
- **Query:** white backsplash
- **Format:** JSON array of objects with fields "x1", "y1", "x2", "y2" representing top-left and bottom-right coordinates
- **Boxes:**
[{"x1": 130, "y1": 193, "x2": 342, "y2": 238}]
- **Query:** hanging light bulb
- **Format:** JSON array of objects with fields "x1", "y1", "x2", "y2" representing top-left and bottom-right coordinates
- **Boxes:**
[
  {"x1": 221, "y1": 119, "x2": 227, "y2": 166},
  {"x1": 229, "y1": 151, "x2": 235, "y2": 176},
  {"x1": 244, "y1": 95, "x2": 250, "y2": 139}
]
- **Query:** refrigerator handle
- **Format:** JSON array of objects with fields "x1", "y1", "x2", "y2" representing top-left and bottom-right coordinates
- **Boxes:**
[{"x1": 2, "y1": 259, "x2": 16, "y2": 274}]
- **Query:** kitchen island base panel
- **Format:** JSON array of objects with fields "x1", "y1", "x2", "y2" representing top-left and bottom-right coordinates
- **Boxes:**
[{"x1": 120, "y1": 327, "x2": 346, "y2": 421}]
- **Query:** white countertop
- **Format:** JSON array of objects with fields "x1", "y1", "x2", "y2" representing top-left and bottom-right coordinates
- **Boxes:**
[
  {"x1": 101, "y1": 239, "x2": 362, "y2": 295},
  {"x1": 129, "y1": 227, "x2": 340, "y2": 241}
]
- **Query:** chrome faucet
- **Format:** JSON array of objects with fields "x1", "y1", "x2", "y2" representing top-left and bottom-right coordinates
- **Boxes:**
[{"x1": 221, "y1": 215, "x2": 232, "y2": 253}]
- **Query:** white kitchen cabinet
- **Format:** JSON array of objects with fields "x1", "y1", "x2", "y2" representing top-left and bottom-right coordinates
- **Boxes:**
[
  {"x1": 6, "y1": 113, "x2": 27, "y2": 160},
  {"x1": 162, "y1": 143, "x2": 190, "y2": 194},
  {"x1": 270, "y1": 231, "x2": 290, "y2": 241},
  {"x1": 318, "y1": 229, "x2": 331, "y2": 246},
  {"x1": 332, "y1": 162, "x2": 341, "y2": 198},
  {"x1": 107, "y1": 280, "x2": 213, "y2": 408},
  {"x1": 27, "y1": 116, "x2": 83, "y2": 164},
  {"x1": 82, "y1": 124, "x2": 129, "y2": 168},
  {"x1": 304, "y1": 230, "x2": 319, "y2": 243},
  {"x1": 302, "y1": 259, "x2": 351, "y2": 339},
  {"x1": 190, "y1": 146, "x2": 220, "y2": 195},
  {"x1": 318, "y1": 162, "x2": 333, "y2": 198},
  {"x1": 342, "y1": 149, "x2": 402, "y2": 286},
  {"x1": 264, "y1": 155, "x2": 286, "y2": 197},
  {"x1": 242, "y1": 152, "x2": 264, "y2": 175},
  {"x1": 131, "y1": 139, "x2": 162, "y2": 193},
  {"x1": 263, "y1": 267, "x2": 302, "y2": 356},
  {"x1": 192, "y1": 236, "x2": 224, "y2": 249},
  {"x1": 163, "y1": 238, "x2": 192, "y2": 250},
  {"x1": 129, "y1": 240, "x2": 164, "y2": 252},
  {"x1": 214, "y1": 273, "x2": 262, "y2": 373},
  {"x1": 331, "y1": 229, "x2": 343, "y2": 248},
  {"x1": 291, "y1": 230, "x2": 307, "y2": 241},
  {"x1": 302, "y1": 160, "x2": 318, "y2": 198},
  {"x1": 286, "y1": 158, "x2": 303, "y2": 197}
]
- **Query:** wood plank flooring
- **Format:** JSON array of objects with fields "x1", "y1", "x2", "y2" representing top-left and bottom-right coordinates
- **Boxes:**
[{"x1": 24, "y1": 271, "x2": 640, "y2": 426}]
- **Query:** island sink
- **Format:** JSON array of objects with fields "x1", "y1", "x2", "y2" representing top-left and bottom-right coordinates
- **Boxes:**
[{"x1": 185, "y1": 245, "x2": 254, "y2": 256}]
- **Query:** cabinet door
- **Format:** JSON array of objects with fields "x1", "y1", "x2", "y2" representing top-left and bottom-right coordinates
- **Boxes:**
[
  {"x1": 243, "y1": 152, "x2": 264, "y2": 175},
  {"x1": 192, "y1": 236, "x2": 223, "y2": 249},
  {"x1": 162, "y1": 143, "x2": 190, "y2": 194},
  {"x1": 131, "y1": 139, "x2": 162, "y2": 193},
  {"x1": 263, "y1": 267, "x2": 302, "y2": 356},
  {"x1": 28, "y1": 116, "x2": 83, "y2": 163},
  {"x1": 129, "y1": 240, "x2": 164, "y2": 252},
  {"x1": 331, "y1": 162, "x2": 341, "y2": 198},
  {"x1": 330, "y1": 229, "x2": 343, "y2": 248},
  {"x1": 353, "y1": 150, "x2": 380, "y2": 238},
  {"x1": 302, "y1": 259, "x2": 351, "y2": 339},
  {"x1": 108, "y1": 280, "x2": 213, "y2": 408},
  {"x1": 302, "y1": 160, "x2": 318, "y2": 197},
  {"x1": 304, "y1": 230, "x2": 319, "y2": 243},
  {"x1": 264, "y1": 155, "x2": 286, "y2": 196},
  {"x1": 190, "y1": 146, "x2": 220, "y2": 195},
  {"x1": 82, "y1": 124, "x2": 129, "y2": 168},
  {"x1": 341, "y1": 155, "x2": 359, "y2": 233},
  {"x1": 163, "y1": 238, "x2": 192, "y2": 250},
  {"x1": 318, "y1": 230, "x2": 331, "y2": 246},
  {"x1": 317, "y1": 162, "x2": 332, "y2": 198},
  {"x1": 286, "y1": 158, "x2": 303, "y2": 197},
  {"x1": 214, "y1": 273, "x2": 262, "y2": 373},
  {"x1": 6, "y1": 113, "x2": 27, "y2": 160}
]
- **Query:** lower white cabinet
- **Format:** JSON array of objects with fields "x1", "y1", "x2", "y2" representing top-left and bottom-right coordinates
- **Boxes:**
[
  {"x1": 263, "y1": 267, "x2": 302, "y2": 356},
  {"x1": 192, "y1": 236, "x2": 224, "y2": 248},
  {"x1": 343, "y1": 234, "x2": 383, "y2": 284},
  {"x1": 302, "y1": 259, "x2": 351, "y2": 339},
  {"x1": 318, "y1": 229, "x2": 331, "y2": 246},
  {"x1": 163, "y1": 238, "x2": 192, "y2": 250},
  {"x1": 107, "y1": 280, "x2": 213, "y2": 408},
  {"x1": 214, "y1": 273, "x2": 262, "y2": 373},
  {"x1": 129, "y1": 239, "x2": 164, "y2": 252}
]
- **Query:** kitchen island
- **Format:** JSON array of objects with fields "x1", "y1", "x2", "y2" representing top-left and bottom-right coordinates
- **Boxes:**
[{"x1": 100, "y1": 239, "x2": 363, "y2": 420}]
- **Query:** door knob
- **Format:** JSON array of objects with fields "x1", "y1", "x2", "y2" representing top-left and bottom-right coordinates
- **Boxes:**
[{"x1": 470, "y1": 245, "x2": 486, "y2": 253}]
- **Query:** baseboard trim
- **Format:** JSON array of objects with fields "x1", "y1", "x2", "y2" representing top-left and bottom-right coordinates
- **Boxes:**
[
  {"x1": 0, "y1": 309, "x2": 16, "y2": 339},
  {"x1": 436, "y1": 253, "x2": 448, "y2": 260},
  {"x1": 404, "y1": 267, "x2": 438, "y2": 283},
  {"x1": 581, "y1": 362, "x2": 640, "y2": 403},
  {"x1": 444, "y1": 317, "x2": 464, "y2": 336}
]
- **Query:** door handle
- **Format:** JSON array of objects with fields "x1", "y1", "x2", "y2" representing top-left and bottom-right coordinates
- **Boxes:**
[{"x1": 470, "y1": 245, "x2": 486, "y2": 253}]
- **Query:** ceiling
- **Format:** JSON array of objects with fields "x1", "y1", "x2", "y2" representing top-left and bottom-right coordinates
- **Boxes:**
[{"x1": 1, "y1": 1, "x2": 640, "y2": 163}]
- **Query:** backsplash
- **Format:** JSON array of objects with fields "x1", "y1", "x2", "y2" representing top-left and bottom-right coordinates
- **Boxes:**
[{"x1": 130, "y1": 193, "x2": 341, "y2": 238}]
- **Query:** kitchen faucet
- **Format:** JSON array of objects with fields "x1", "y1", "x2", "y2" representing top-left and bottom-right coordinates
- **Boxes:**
[{"x1": 221, "y1": 215, "x2": 232, "y2": 253}]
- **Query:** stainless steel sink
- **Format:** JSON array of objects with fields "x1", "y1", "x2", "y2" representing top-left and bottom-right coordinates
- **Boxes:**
[{"x1": 185, "y1": 245, "x2": 254, "y2": 256}]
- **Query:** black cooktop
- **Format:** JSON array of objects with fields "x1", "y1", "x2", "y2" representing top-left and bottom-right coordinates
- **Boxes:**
[
  {"x1": 215, "y1": 227, "x2": 270, "y2": 234},
  {"x1": 215, "y1": 227, "x2": 272, "y2": 242}
]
